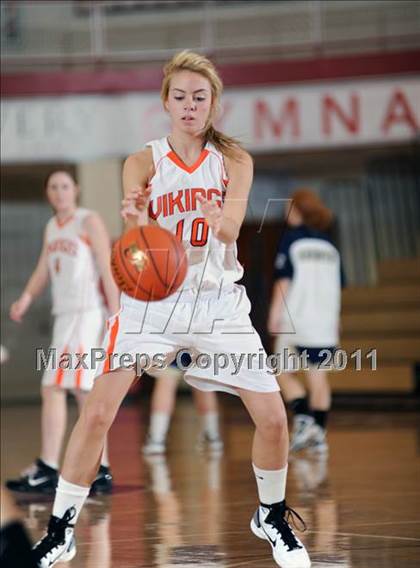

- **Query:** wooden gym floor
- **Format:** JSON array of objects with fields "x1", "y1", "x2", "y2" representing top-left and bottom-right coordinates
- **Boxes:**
[{"x1": 1, "y1": 397, "x2": 420, "y2": 567}]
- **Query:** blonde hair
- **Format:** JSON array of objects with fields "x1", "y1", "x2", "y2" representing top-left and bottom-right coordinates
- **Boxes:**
[
  {"x1": 291, "y1": 189, "x2": 334, "y2": 232},
  {"x1": 161, "y1": 50, "x2": 241, "y2": 158}
]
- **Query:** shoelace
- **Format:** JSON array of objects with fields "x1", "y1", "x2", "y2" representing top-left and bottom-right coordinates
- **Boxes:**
[
  {"x1": 265, "y1": 503, "x2": 307, "y2": 552},
  {"x1": 284, "y1": 504, "x2": 307, "y2": 532},
  {"x1": 33, "y1": 507, "x2": 76, "y2": 559}
]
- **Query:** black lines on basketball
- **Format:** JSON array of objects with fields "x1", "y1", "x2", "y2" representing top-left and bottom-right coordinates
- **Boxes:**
[
  {"x1": 111, "y1": 227, "x2": 187, "y2": 302},
  {"x1": 139, "y1": 226, "x2": 170, "y2": 290}
]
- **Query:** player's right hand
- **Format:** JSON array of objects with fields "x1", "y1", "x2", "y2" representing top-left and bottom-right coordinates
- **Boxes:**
[
  {"x1": 121, "y1": 185, "x2": 152, "y2": 221},
  {"x1": 9, "y1": 294, "x2": 31, "y2": 323}
]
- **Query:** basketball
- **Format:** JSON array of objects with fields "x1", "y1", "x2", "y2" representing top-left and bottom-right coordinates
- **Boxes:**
[{"x1": 111, "y1": 225, "x2": 187, "y2": 301}]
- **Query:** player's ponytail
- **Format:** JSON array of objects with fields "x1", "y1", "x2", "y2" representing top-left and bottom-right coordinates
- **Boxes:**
[
  {"x1": 291, "y1": 189, "x2": 334, "y2": 232},
  {"x1": 203, "y1": 124, "x2": 242, "y2": 160},
  {"x1": 161, "y1": 50, "x2": 242, "y2": 160}
]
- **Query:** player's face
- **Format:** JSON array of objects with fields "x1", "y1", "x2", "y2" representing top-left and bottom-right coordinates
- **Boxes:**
[
  {"x1": 46, "y1": 172, "x2": 78, "y2": 213},
  {"x1": 166, "y1": 71, "x2": 212, "y2": 134}
]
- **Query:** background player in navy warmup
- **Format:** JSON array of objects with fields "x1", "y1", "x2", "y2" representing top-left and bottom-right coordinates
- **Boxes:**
[{"x1": 268, "y1": 189, "x2": 345, "y2": 454}]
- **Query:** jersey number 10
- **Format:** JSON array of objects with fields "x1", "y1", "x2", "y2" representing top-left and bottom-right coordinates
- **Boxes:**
[{"x1": 176, "y1": 218, "x2": 209, "y2": 247}]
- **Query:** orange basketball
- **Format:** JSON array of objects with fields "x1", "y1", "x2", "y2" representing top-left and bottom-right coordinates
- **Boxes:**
[{"x1": 111, "y1": 226, "x2": 187, "y2": 301}]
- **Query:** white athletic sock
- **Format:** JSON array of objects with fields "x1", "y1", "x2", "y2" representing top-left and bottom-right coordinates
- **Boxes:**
[
  {"x1": 202, "y1": 412, "x2": 220, "y2": 439},
  {"x1": 41, "y1": 458, "x2": 58, "y2": 470},
  {"x1": 253, "y1": 463, "x2": 288, "y2": 505},
  {"x1": 148, "y1": 412, "x2": 171, "y2": 443},
  {"x1": 52, "y1": 477, "x2": 90, "y2": 523}
]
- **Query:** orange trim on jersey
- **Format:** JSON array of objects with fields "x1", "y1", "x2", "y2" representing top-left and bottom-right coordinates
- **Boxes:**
[
  {"x1": 208, "y1": 149, "x2": 229, "y2": 189},
  {"x1": 103, "y1": 316, "x2": 120, "y2": 374},
  {"x1": 55, "y1": 345, "x2": 69, "y2": 386},
  {"x1": 55, "y1": 215, "x2": 74, "y2": 228},
  {"x1": 75, "y1": 344, "x2": 84, "y2": 389},
  {"x1": 154, "y1": 154, "x2": 166, "y2": 176},
  {"x1": 167, "y1": 149, "x2": 209, "y2": 174},
  {"x1": 79, "y1": 234, "x2": 91, "y2": 247}
]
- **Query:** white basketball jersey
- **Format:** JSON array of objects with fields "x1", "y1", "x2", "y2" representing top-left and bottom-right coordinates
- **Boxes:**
[
  {"x1": 146, "y1": 137, "x2": 244, "y2": 291},
  {"x1": 45, "y1": 208, "x2": 104, "y2": 315}
]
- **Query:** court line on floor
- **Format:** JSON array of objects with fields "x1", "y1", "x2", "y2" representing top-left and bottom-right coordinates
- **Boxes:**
[
  {"x1": 222, "y1": 560, "x2": 268, "y2": 568},
  {"x1": 69, "y1": 526, "x2": 420, "y2": 549},
  {"x1": 309, "y1": 530, "x2": 420, "y2": 542},
  {"x1": 341, "y1": 520, "x2": 420, "y2": 528}
]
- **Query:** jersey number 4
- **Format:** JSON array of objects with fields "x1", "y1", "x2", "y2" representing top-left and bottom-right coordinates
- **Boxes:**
[{"x1": 176, "y1": 218, "x2": 209, "y2": 247}]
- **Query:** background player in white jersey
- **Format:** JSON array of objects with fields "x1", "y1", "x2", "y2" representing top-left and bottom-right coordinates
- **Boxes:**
[
  {"x1": 268, "y1": 189, "x2": 345, "y2": 455},
  {"x1": 34, "y1": 52, "x2": 311, "y2": 568},
  {"x1": 7, "y1": 170, "x2": 120, "y2": 496},
  {"x1": 143, "y1": 352, "x2": 223, "y2": 455}
]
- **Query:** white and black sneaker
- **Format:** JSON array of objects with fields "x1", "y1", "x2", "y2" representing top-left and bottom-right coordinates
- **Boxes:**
[
  {"x1": 250, "y1": 500, "x2": 311, "y2": 568},
  {"x1": 6, "y1": 459, "x2": 58, "y2": 494},
  {"x1": 289, "y1": 415, "x2": 316, "y2": 453},
  {"x1": 307, "y1": 425, "x2": 328, "y2": 455},
  {"x1": 32, "y1": 507, "x2": 76, "y2": 567}
]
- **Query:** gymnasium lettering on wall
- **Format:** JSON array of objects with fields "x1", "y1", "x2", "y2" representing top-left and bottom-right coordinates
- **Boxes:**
[{"x1": 1, "y1": 78, "x2": 419, "y2": 162}]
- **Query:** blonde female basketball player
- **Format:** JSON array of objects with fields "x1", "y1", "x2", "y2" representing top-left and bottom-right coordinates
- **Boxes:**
[
  {"x1": 34, "y1": 52, "x2": 311, "y2": 568},
  {"x1": 7, "y1": 170, "x2": 120, "y2": 496}
]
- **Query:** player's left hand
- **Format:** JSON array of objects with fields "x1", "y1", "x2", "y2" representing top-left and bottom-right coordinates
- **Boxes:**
[
  {"x1": 121, "y1": 185, "x2": 152, "y2": 221},
  {"x1": 197, "y1": 195, "x2": 222, "y2": 236}
]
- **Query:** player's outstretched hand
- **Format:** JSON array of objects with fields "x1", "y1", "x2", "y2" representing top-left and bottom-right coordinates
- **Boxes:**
[
  {"x1": 197, "y1": 195, "x2": 222, "y2": 237},
  {"x1": 121, "y1": 185, "x2": 152, "y2": 221},
  {"x1": 9, "y1": 293, "x2": 31, "y2": 323}
]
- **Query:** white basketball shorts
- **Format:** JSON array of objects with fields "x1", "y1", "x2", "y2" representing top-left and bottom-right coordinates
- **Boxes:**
[
  {"x1": 42, "y1": 308, "x2": 106, "y2": 391},
  {"x1": 96, "y1": 285, "x2": 279, "y2": 396}
]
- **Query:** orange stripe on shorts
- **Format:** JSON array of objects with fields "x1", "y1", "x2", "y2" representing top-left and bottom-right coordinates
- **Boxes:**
[
  {"x1": 55, "y1": 345, "x2": 69, "y2": 386},
  {"x1": 103, "y1": 316, "x2": 120, "y2": 374},
  {"x1": 75, "y1": 344, "x2": 83, "y2": 389}
]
